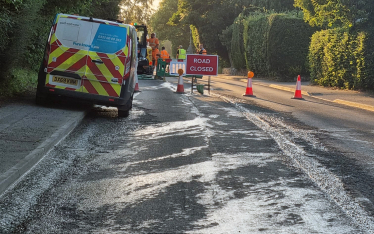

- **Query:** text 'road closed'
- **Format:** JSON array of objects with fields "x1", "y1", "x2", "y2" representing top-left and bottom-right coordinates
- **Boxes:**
[
  {"x1": 189, "y1": 66, "x2": 214, "y2": 72},
  {"x1": 186, "y1": 54, "x2": 218, "y2": 76}
]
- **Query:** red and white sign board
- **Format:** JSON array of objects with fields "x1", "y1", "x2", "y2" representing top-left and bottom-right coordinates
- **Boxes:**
[{"x1": 186, "y1": 54, "x2": 218, "y2": 76}]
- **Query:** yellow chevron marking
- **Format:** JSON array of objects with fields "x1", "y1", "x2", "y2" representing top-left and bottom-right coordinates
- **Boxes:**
[
  {"x1": 85, "y1": 68, "x2": 109, "y2": 96},
  {"x1": 48, "y1": 45, "x2": 69, "y2": 63},
  {"x1": 88, "y1": 52, "x2": 125, "y2": 78},
  {"x1": 112, "y1": 84, "x2": 121, "y2": 96},
  {"x1": 81, "y1": 85, "x2": 88, "y2": 94},
  {"x1": 50, "y1": 34, "x2": 58, "y2": 44},
  {"x1": 89, "y1": 78, "x2": 109, "y2": 96},
  {"x1": 55, "y1": 53, "x2": 87, "y2": 71},
  {"x1": 44, "y1": 74, "x2": 49, "y2": 85},
  {"x1": 75, "y1": 66, "x2": 86, "y2": 75},
  {"x1": 124, "y1": 46, "x2": 128, "y2": 57}
]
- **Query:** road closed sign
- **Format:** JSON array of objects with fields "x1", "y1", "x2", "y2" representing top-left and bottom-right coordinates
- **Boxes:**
[{"x1": 186, "y1": 54, "x2": 218, "y2": 76}]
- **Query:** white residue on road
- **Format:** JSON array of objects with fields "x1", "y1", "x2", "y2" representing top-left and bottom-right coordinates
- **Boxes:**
[
  {"x1": 191, "y1": 180, "x2": 357, "y2": 234},
  {"x1": 213, "y1": 93, "x2": 374, "y2": 233}
]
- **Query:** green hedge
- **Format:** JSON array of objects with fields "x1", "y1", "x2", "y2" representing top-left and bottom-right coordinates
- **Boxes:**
[
  {"x1": 309, "y1": 28, "x2": 374, "y2": 89},
  {"x1": 243, "y1": 12, "x2": 313, "y2": 79},
  {"x1": 243, "y1": 13, "x2": 270, "y2": 75},
  {"x1": 267, "y1": 14, "x2": 314, "y2": 77},
  {"x1": 229, "y1": 14, "x2": 246, "y2": 70}
]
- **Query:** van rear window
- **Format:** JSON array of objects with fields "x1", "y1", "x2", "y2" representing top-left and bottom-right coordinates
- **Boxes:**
[{"x1": 55, "y1": 17, "x2": 127, "y2": 54}]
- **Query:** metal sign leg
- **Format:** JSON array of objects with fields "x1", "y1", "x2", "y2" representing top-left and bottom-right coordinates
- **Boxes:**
[{"x1": 191, "y1": 77, "x2": 194, "y2": 94}]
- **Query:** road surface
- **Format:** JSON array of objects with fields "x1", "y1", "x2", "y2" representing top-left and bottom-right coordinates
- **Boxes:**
[{"x1": 1, "y1": 78, "x2": 373, "y2": 233}]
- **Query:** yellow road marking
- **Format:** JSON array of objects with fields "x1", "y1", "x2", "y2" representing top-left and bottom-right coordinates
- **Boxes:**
[
  {"x1": 268, "y1": 84, "x2": 310, "y2": 96},
  {"x1": 333, "y1": 99, "x2": 374, "y2": 112}
]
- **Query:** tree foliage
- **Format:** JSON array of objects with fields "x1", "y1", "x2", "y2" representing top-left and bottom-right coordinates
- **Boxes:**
[
  {"x1": 294, "y1": 0, "x2": 372, "y2": 29},
  {"x1": 168, "y1": 0, "x2": 296, "y2": 62},
  {"x1": 119, "y1": 0, "x2": 154, "y2": 24},
  {"x1": 296, "y1": 0, "x2": 374, "y2": 90},
  {"x1": 170, "y1": 0, "x2": 250, "y2": 60},
  {"x1": 149, "y1": 0, "x2": 190, "y2": 57},
  {"x1": 218, "y1": 10, "x2": 313, "y2": 78},
  {"x1": 308, "y1": 28, "x2": 372, "y2": 89}
]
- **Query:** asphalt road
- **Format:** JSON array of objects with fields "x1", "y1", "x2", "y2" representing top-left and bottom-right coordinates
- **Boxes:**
[{"x1": 0, "y1": 79, "x2": 373, "y2": 233}]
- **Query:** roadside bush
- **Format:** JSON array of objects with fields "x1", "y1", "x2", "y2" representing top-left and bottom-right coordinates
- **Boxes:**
[
  {"x1": 0, "y1": 68, "x2": 38, "y2": 97},
  {"x1": 229, "y1": 14, "x2": 246, "y2": 70},
  {"x1": 0, "y1": 0, "x2": 46, "y2": 85},
  {"x1": 267, "y1": 14, "x2": 314, "y2": 78},
  {"x1": 243, "y1": 12, "x2": 313, "y2": 79},
  {"x1": 243, "y1": 13, "x2": 270, "y2": 75},
  {"x1": 309, "y1": 28, "x2": 374, "y2": 90}
]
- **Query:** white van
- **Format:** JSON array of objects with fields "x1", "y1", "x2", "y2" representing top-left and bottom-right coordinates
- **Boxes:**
[{"x1": 36, "y1": 13, "x2": 137, "y2": 117}]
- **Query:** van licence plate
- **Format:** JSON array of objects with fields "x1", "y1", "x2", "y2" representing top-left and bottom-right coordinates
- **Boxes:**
[{"x1": 52, "y1": 76, "x2": 78, "y2": 86}]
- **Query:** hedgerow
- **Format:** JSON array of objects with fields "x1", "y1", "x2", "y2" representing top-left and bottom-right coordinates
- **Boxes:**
[
  {"x1": 242, "y1": 12, "x2": 313, "y2": 79},
  {"x1": 309, "y1": 28, "x2": 374, "y2": 89}
]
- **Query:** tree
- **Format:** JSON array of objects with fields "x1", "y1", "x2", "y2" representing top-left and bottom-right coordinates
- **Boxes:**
[
  {"x1": 294, "y1": 0, "x2": 370, "y2": 29},
  {"x1": 119, "y1": 0, "x2": 154, "y2": 24},
  {"x1": 149, "y1": 0, "x2": 190, "y2": 57},
  {"x1": 169, "y1": 0, "x2": 296, "y2": 61}
]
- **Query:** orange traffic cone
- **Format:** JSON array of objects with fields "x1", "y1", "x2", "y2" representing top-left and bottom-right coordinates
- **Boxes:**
[
  {"x1": 134, "y1": 72, "x2": 140, "y2": 92},
  {"x1": 176, "y1": 68, "x2": 185, "y2": 93},
  {"x1": 243, "y1": 71, "x2": 255, "y2": 96},
  {"x1": 292, "y1": 75, "x2": 303, "y2": 99},
  {"x1": 176, "y1": 75, "x2": 185, "y2": 93}
]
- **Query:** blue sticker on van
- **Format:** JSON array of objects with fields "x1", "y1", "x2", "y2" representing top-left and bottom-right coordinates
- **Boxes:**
[{"x1": 90, "y1": 24, "x2": 127, "y2": 54}]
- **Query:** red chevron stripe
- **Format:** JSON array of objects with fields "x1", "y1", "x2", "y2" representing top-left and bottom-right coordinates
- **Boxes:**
[
  {"x1": 67, "y1": 56, "x2": 87, "y2": 72},
  {"x1": 115, "y1": 51, "x2": 127, "y2": 64},
  {"x1": 50, "y1": 40, "x2": 59, "y2": 54},
  {"x1": 83, "y1": 79, "x2": 99, "y2": 95},
  {"x1": 87, "y1": 59, "x2": 118, "y2": 97},
  {"x1": 96, "y1": 52, "x2": 106, "y2": 57},
  {"x1": 116, "y1": 51, "x2": 127, "y2": 64},
  {"x1": 55, "y1": 39, "x2": 62, "y2": 46},
  {"x1": 119, "y1": 55, "x2": 126, "y2": 65},
  {"x1": 69, "y1": 47, "x2": 79, "y2": 53},
  {"x1": 99, "y1": 54, "x2": 123, "y2": 78},
  {"x1": 49, "y1": 48, "x2": 77, "y2": 68},
  {"x1": 46, "y1": 83, "x2": 56, "y2": 88},
  {"x1": 127, "y1": 37, "x2": 131, "y2": 57}
]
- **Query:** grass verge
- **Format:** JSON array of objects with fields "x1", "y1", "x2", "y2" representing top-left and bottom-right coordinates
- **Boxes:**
[{"x1": 0, "y1": 68, "x2": 38, "y2": 98}]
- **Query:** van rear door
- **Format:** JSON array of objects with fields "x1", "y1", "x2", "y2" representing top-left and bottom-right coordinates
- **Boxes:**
[
  {"x1": 47, "y1": 15, "x2": 92, "y2": 91},
  {"x1": 47, "y1": 15, "x2": 128, "y2": 98},
  {"x1": 84, "y1": 23, "x2": 127, "y2": 97}
]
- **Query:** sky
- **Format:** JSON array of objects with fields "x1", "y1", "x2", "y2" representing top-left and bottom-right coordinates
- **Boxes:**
[{"x1": 152, "y1": 0, "x2": 161, "y2": 10}]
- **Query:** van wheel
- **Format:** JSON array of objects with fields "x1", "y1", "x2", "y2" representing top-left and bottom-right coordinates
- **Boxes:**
[{"x1": 118, "y1": 109, "x2": 129, "y2": 118}]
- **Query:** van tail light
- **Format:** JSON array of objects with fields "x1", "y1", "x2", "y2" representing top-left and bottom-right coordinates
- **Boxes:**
[{"x1": 149, "y1": 61, "x2": 152, "y2": 66}]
